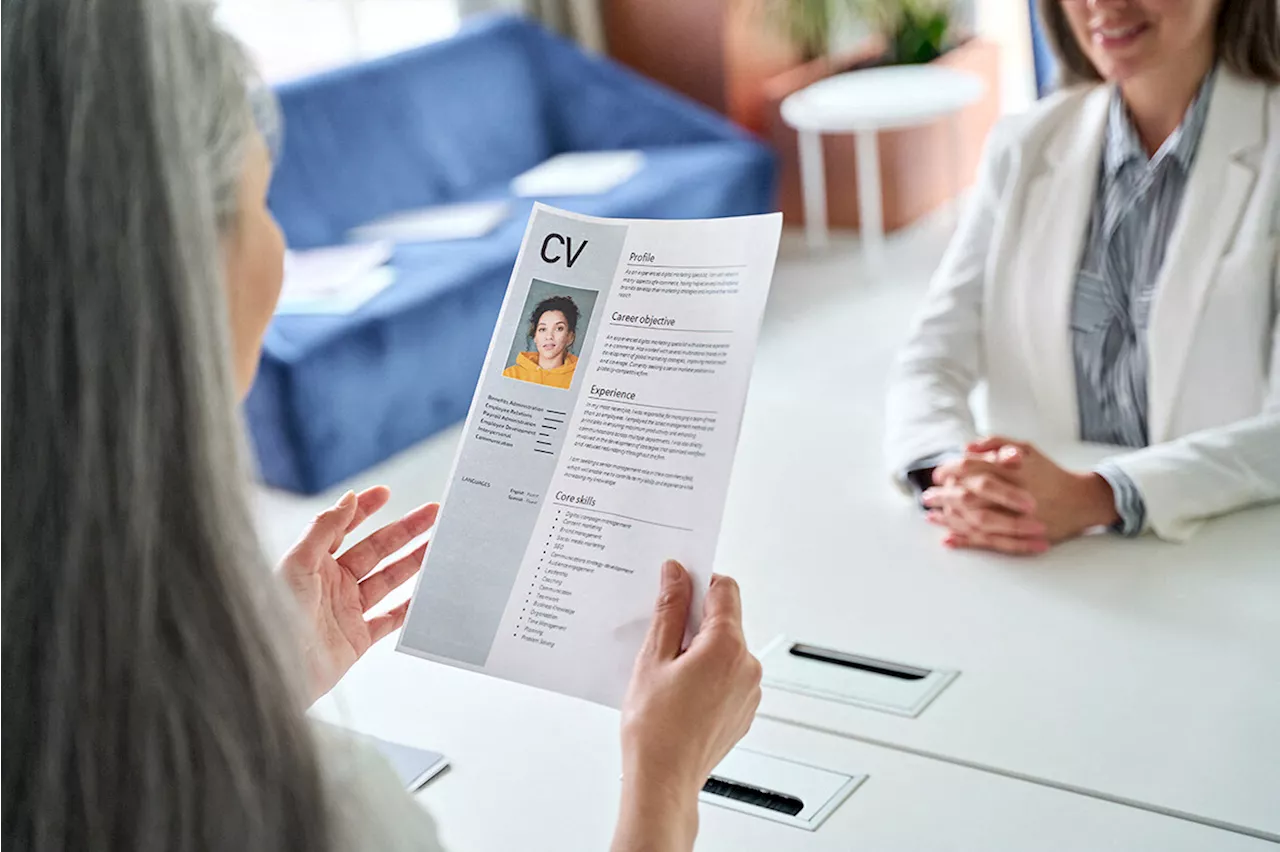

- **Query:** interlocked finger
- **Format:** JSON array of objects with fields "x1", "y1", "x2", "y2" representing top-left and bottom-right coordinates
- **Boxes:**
[{"x1": 953, "y1": 493, "x2": 1045, "y2": 538}]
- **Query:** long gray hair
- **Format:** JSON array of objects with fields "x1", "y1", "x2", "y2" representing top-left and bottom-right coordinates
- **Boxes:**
[{"x1": 2, "y1": 1, "x2": 334, "y2": 850}]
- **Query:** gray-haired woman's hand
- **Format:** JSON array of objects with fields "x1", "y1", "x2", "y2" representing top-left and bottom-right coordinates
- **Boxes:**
[
  {"x1": 612, "y1": 562, "x2": 762, "y2": 852},
  {"x1": 279, "y1": 487, "x2": 439, "y2": 702}
]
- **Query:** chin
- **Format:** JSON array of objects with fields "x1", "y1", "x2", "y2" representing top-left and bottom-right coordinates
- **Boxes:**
[
  {"x1": 236, "y1": 340, "x2": 267, "y2": 399},
  {"x1": 1095, "y1": 55, "x2": 1154, "y2": 83},
  {"x1": 1087, "y1": 37, "x2": 1161, "y2": 83},
  {"x1": 236, "y1": 365, "x2": 257, "y2": 401}
]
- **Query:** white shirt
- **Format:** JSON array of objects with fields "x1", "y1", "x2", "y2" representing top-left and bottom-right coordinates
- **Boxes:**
[
  {"x1": 318, "y1": 726, "x2": 446, "y2": 852},
  {"x1": 884, "y1": 70, "x2": 1280, "y2": 541}
]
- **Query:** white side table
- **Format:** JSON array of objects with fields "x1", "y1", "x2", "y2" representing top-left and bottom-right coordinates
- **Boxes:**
[{"x1": 780, "y1": 65, "x2": 985, "y2": 264}]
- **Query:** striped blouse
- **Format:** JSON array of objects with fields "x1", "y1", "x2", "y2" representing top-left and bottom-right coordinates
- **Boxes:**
[
  {"x1": 904, "y1": 72, "x2": 1217, "y2": 535},
  {"x1": 1084, "y1": 70, "x2": 1215, "y2": 534}
]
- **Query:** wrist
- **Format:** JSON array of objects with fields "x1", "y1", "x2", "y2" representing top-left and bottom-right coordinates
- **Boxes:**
[
  {"x1": 621, "y1": 748, "x2": 705, "y2": 805},
  {"x1": 1072, "y1": 472, "x2": 1120, "y2": 531},
  {"x1": 613, "y1": 767, "x2": 700, "y2": 852}
]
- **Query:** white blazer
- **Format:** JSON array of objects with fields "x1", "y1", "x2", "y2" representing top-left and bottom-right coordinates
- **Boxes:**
[{"x1": 885, "y1": 70, "x2": 1280, "y2": 541}]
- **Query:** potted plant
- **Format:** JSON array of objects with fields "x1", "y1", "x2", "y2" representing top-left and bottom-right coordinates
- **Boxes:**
[
  {"x1": 856, "y1": 0, "x2": 957, "y2": 65},
  {"x1": 760, "y1": 0, "x2": 960, "y2": 67},
  {"x1": 759, "y1": 0, "x2": 846, "y2": 63},
  {"x1": 753, "y1": 0, "x2": 998, "y2": 235}
]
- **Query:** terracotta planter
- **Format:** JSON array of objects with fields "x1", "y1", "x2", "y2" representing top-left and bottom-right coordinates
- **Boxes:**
[
  {"x1": 604, "y1": 0, "x2": 811, "y2": 132},
  {"x1": 604, "y1": 0, "x2": 733, "y2": 114},
  {"x1": 765, "y1": 37, "x2": 1002, "y2": 233}
]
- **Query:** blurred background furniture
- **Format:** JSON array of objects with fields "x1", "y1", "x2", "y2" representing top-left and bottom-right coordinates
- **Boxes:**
[
  {"x1": 245, "y1": 14, "x2": 775, "y2": 493},
  {"x1": 762, "y1": 35, "x2": 998, "y2": 235},
  {"x1": 606, "y1": 0, "x2": 1003, "y2": 236},
  {"x1": 780, "y1": 64, "x2": 984, "y2": 259}
]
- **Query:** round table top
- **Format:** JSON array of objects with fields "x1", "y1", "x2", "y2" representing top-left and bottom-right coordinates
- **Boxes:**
[{"x1": 781, "y1": 64, "x2": 986, "y2": 133}]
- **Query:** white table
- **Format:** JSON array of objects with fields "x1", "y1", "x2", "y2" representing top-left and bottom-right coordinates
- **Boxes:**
[
  {"x1": 313, "y1": 644, "x2": 1273, "y2": 851},
  {"x1": 713, "y1": 388, "x2": 1280, "y2": 840},
  {"x1": 284, "y1": 220, "x2": 1279, "y2": 847},
  {"x1": 780, "y1": 65, "x2": 985, "y2": 262}
]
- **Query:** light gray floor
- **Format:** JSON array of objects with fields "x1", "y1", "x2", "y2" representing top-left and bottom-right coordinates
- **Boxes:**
[{"x1": 252, "y1": 215, "x2": 954, "y2": 576}]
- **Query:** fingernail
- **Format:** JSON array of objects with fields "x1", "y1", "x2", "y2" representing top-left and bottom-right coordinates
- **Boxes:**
[
  {"x1": 662, "y1": 560, "x2": 681, "y2": 583},
  {"x1": 337, "y1": 490, "x2": 356, "y2": 509}
]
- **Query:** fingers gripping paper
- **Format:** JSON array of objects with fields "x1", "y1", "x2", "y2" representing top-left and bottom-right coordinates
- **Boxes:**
[{"x1": 397, "y1": 204, "x2": 782, "y2": 707}]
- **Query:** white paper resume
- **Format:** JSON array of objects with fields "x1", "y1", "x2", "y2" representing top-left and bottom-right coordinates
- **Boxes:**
[{"x1": 397, "y1": 204, "x2": 782, "y2": 707}]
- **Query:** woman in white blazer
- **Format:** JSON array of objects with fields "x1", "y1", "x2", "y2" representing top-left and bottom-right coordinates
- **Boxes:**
[
  {"x1": 2, "y1": 3, "x2": 761, "y2": 851},
  {"x1": 886, "y1": 0, "x2": 1280, "y2": 553}
]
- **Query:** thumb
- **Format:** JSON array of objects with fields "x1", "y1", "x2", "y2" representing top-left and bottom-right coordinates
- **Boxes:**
[
  {"x1": 294, "y1": 490, "x2": 359, "y2": 562},
  {"x1": 997, "y1": 444, "x2": 1024, "y2": 467},
  {"x1": 641, "y1": 560, "x2": 692, "y2": 662},
  {"x1": 966, "y1": 436, "x2": 1007, "y2": 454},
  {"x1": 967, "y1": 436, "x2": 1024, "y2": 468},
  {"x1": 699, "y1": 573, "x2": 743, "y2": 634}
]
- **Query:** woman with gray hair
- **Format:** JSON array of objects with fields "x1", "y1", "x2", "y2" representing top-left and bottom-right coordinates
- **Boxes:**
[{"x1": 0, "y1": 1, "x2": 762, "y2": 850}]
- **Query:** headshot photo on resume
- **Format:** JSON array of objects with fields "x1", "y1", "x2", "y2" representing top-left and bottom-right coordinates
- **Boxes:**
[{"x1": 502, "y1": 281, "x2": 597, "y2": 390}]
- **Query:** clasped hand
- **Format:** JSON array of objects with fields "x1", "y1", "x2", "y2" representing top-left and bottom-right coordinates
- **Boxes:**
[{"x1": 921, "y1": 437, "x2": 1119, "y2": 555}]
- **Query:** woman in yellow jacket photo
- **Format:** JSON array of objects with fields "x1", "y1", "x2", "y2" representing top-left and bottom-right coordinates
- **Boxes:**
[{"x1": 503, "y1": 294, "x2": 581, "y2": 389}]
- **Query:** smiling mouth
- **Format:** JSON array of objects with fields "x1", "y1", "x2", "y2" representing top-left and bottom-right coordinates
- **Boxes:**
[{"x1": 1091, "y1": 21, "x2": 1149, "y2": 48}]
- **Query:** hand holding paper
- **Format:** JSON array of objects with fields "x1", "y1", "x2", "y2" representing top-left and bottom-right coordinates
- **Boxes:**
[
  {"x1": 621, "y1": 565, "x2": 762, "y2": 795},
  {"x1": 612, "y1": 563, "x2": 762, "y2": 852}
]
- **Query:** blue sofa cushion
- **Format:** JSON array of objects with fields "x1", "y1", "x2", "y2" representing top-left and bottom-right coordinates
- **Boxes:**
[{"x1": 268, "y1": 20, "x2": 553, "y2": 249}]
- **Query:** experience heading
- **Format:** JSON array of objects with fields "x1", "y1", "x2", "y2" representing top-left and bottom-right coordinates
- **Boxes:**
[{"x1": 590, "y1": 384, "x2": 637, "y2": 401}]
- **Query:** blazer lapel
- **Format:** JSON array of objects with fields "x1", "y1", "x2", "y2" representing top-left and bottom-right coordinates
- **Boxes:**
[
  {"x1": 1146, "y1": 72, "x2": 1263, "y2": 443},
  {"x1": 1014, "y1": 87, "x2": 1111, "y2": 438}
]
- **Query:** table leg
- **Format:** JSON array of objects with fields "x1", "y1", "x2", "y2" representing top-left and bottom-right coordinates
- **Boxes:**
[
  {"x1": 797, "y1": 129, "x2": 828, "y2": 249},
  {"x1": 854, "y1": 129, "x2": 884, "y2": 269}
]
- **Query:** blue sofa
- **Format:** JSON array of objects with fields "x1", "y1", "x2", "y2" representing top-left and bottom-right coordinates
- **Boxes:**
[{"x1": 246, "y1": 15, "x2": 776, "y2": 493}]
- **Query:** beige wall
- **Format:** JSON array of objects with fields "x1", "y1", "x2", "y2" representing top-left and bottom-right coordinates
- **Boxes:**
[{"x1": 975, "y1": 0, "x2": 1037, "y2": 113}]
